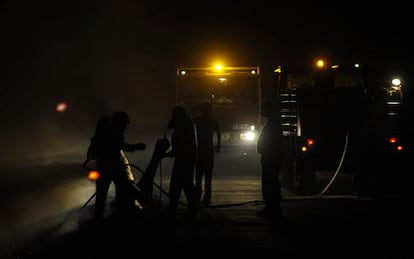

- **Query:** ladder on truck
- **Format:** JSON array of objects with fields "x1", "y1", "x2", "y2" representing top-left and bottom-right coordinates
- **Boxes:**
[{"x1": 279, "y1": 89, "x2": 298, "y2": 136}]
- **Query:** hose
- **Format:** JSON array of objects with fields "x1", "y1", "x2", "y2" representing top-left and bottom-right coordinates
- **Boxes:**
[
  {"x1": 80, "y1": 128, "x2": 353, "y2": 212},
  {"x1": 316, "y1": 129, "x2": 350, "y2": 198}
]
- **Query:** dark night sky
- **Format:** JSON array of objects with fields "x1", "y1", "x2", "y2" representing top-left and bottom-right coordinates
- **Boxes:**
[{"x1": 0, "y1": 1, "x2": 412, "y2": 164}]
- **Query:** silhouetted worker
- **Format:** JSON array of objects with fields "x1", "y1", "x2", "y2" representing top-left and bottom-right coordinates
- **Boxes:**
[
  {"x1": 85, "y1": 111, "x2": 146, "y2": 220},
  {"x1": 256, "y1": 102, "x2": 284, "y2": 220},
  {"x1": 193, "y1": 102, "x2": 221, "y2": 205},
  {"x1": 165, "y1": 105, "x2": 198, "y2": 217}
]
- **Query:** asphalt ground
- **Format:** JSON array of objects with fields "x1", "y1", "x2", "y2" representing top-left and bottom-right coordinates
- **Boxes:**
[
  {"x1": 1, "y1": 172, "x2": 410, "y2": 259},
  {"x1": 1, "y1": 140, "x2": 411, "y2": 259}
]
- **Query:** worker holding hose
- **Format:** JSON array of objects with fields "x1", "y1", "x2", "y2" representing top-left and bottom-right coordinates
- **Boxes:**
[{"x1": 85, "y1": 111, "x2": 146, "y2": 220}]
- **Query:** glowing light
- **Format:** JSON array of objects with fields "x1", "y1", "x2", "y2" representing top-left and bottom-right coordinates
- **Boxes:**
[
  {"x1": 391, "y1": 78, "x2": 401, "y2": 86},
  {"x1": 218, "y1": 77, "x2": 227, "y2": 83},
  {"x1": 245, "y1": 131, "x2": 255, "y2": 141},
  {"x1": 315, "y1": 59, "x2": 326, "y2": 69},
  {"x1": 307, "y1": 138, "x2": 314, "y2": 146},
  {"x1": 240, "y1": 131, "x2": 256, "y2": 141},
  {"x1": 56, "y1": 102, "x2": 68, "y2": 112},
  {"x1": 274, "y1": 65, "x2": 282, "y2": 74},
  {"x1": 388, "y1": 137, "x2": 397, "y2": 144},
  {"x1": 214, "y1": 64, "x2": 223, "y2": 71},
  {"x1": 301, "y1": 146, "x2": 308, "y2": 152},
  {"x1": 397, "y1": 145, "x2": 403, "y2": 151},
  {"x1": 87, "y1": 170, "x2": 100, "y2": 180}
]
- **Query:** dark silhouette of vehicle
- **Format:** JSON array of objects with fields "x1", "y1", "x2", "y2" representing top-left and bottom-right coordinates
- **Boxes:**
[
  {"x1": 275, "y1": 59, "x2": 406, "y2": 196},
  {"x1": 176, "y1": 65, "x2": 261, "y2": 145}
]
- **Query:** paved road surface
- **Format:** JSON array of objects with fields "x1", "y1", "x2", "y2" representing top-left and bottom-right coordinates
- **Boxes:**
[{"x1": 0, "y1": 144, "x2": 410, "y2": 258}]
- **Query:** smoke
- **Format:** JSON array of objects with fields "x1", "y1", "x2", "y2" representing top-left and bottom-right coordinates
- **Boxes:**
[
  {"x1": 0, "y1": 1, "x2": 180, "y2": 166},
  {"x1": 1, "y1": 2, "x2": 410, "y2": 166}
]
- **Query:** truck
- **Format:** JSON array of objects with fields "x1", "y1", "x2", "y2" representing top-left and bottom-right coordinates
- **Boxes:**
[
  {"x1": 276, "y1": 59, "x2": 406, "y2": 196},
  {"x1": 175, "y1": 65, "x2": 262, "y2": 145}
]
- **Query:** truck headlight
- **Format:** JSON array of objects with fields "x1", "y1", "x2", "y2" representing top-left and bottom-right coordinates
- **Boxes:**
[{"x1": 241, "y1": 131, "x2": 256, "y2": 141}]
